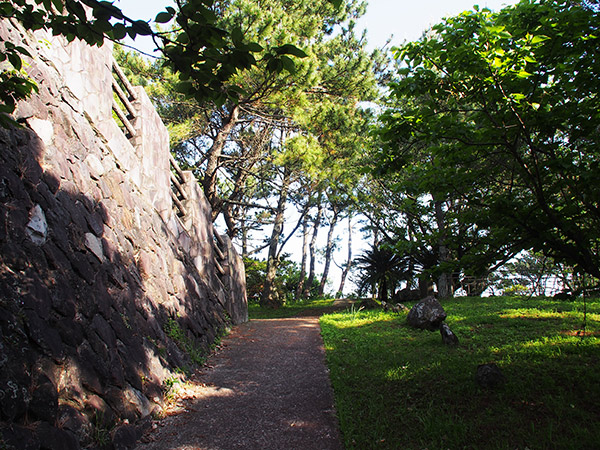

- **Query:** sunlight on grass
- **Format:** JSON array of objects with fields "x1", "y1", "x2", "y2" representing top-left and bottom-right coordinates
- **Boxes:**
[{"x1": 320, "y1": 296, "x2": 600, "y2": 450}]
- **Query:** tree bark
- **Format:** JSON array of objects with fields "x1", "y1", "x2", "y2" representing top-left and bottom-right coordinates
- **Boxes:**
[
  {"x1": 304, "y1": 200, "x2": 323, "y2": 299},
  {"x1": 434, "y1": 199, "x2": 452, "y2": 298},
  {"x1": 203, "y1": 104, "x2": 240, "y2": 221},
  {"x1": 319, "y1": 208, "x2": 339, "y2": 296},
  {"x1": 336, "y1": 214, "x2": 353, "y2": 298},
  {"x1": 296, "y1": 214, "x2": 310, "y2": 300},
  {"x1": 260, "y1": 167, "x2": 292, "y2": 308}
]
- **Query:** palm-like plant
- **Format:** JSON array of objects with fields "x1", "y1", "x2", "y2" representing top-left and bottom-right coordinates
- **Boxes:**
[{"x1": 353, "y1": 243, "x2": 407, "y2": 303}]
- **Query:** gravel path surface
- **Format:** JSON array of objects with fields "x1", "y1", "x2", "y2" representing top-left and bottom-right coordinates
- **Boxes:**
[{"x1": 137, "y1": 316, "x2": 344, "y2": 450}]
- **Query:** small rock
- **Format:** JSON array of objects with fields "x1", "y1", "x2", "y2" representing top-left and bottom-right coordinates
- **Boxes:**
[
  {"x1": 476, "y1": 363, "x2": 506, "y2": 389},
  {"x1": 440, "y1": 323, "x2": 459, "y2": 346},
  {"x1": 26, "y1": 204, "x2": 48, "y2": 245},
  {"x1": 392, "y1": 303, "x2": 408, "y2": 313}
]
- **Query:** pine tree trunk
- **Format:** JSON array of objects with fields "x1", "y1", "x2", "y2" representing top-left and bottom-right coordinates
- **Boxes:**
[
  {"x1": 261, "y1": 168, "x2": 291, "y2": 308},
  {"x1": 336, "y1": 214, "x2": 353, "y2": 297},
  {"x1": 203, "y1": 105, "x2": 240, "y2": 221},
  {"x1": 296, "y1": 215, "x2": 310, "y2": 300},
  {"x1": 434, "y1": 199, "x2": 452, "y2": 298},
  {"x1": 319, "y1": 209, "x2": 339, "y2": 296},
  {"x1": 304, "y1": 200, "x2": 323, "y2": 298}
]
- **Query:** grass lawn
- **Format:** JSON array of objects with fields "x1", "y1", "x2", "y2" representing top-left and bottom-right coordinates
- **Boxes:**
[{"x1": 320, "y1": 296, "x2": 600, "y2": 450}]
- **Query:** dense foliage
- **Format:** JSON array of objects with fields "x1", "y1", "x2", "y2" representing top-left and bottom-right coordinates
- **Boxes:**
[{"x1": 374, "y1": 0, "x2": 600, "y2": 295}]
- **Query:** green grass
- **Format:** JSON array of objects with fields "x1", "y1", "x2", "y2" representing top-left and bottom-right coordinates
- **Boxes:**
[
  {"x1": 248, "y1": 298, "x2": 337, "y2": 319},
  {"x1": 320, "y1": 296, "x2": 600, "y2": 450}
]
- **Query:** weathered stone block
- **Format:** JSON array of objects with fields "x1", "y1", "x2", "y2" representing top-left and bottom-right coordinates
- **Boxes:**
[
  {"x1": 112, "y1": 423, "x2": 138, "y2": 450},
  {"x1": 0, "y1": 423, "x2": 41, "y2": 450},
  {"x1": 28, "y1": 374, "x2": 58, "y2": 422},
  {"x1": 24, "y1": 310, "x2": 64, "y2": 360},
  {"x1": 91, "y1": 313, "x2": 117, "y2": 349}
]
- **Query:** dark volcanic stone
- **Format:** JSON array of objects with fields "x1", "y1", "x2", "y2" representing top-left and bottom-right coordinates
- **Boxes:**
[
  {"x1": 112, "y1": 424, "x2": 138, "y2": 450},
  {"x1": 0, "y1": 424, "x2": 41, "y2": 450},
  {"x1": 70, "y1": 251, "x2": 95, "y2": 284},
  {"x1": 91, "y1": 314, "x2": 117, "y2": 349},
  {"x1": 24, "y1": 310, "x2": 64, "y2": 359},
  {"x1": 476, "y1": 363, "x2": 506, "y2": 389},
  {"x1": 42, "y1": 241, "x2": 72, "y2": 273},
  {"x1": 21, "y1": 277, "x2": 52, "y2": 320},
  {"x1": 440, "y1": 323, "x2": 459, "y2": 346},
  {"x1": 34, "y1": 421, "x2": 80, "y2": 450},
  {"x1": 28, "y1": 375, "x2": 58, "y2": 422},
  {"x1": 406, "y1": 296, "x2": 447, "y2": 331},
  {"x1": 0, "y1": 377, "x2": 29, "y2": 420},
  {"x1": 57, "y1": 404, "x2": 89, "y2": 435}
]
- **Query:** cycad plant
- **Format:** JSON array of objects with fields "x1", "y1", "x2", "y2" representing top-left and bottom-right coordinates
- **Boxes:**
[{"x1": 354, "y1": 243, "x2": 406, "y2": 303}]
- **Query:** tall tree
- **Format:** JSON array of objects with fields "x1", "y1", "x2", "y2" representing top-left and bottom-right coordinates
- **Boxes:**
[{"x1": 378, "y1": 0, "x2": 600, "y2": 281}]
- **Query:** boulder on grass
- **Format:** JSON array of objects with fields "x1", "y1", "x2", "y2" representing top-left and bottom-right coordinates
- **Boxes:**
[
  {"x1": 358, "y1": 298, "x2": 380, "y2": 310},
  {"x1": 440, "y1": 323, "x2": 459, "y2": 346},
  {"x1": 476, "y1": 363, "x2": 506, "y2": 389},
  {"x1": 393, "y1": 288, "x2": 421, "y2": 302},
  {"x1": 406, "y1": 296, "x2": 447, "y2": 331}
]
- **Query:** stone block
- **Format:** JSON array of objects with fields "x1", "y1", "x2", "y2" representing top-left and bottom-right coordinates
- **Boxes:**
[
  {"x1": 24, "y1": 310, "x2": 64, "y2": 360},
  {"x1": 28, "y1": 374, "x2": 58, "y2": 422},
  {"x1": 57, "y1": 404, "x2": 90, "y2": 435},
  {"x1": 91, "y1": 313, "x2": 117, "y2": 349},
  {"x1": 70, "y1": 251, "x2": 96, "y2": 284},
  {"x1": 112, "y1": 423, "x2": 138, "y2": 450},
  {"x1": 20, "y1": 272, "x2": 52, "y2": 320},
  {"x1": 84, "y1": 232, "x2": 105, "y2": 262},
  {"x1": 0, "y1": 423, "x2": 41, "y2": 450}
]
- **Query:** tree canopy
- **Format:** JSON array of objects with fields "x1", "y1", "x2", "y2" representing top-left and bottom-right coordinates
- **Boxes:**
[{"x1": 376, "y1": 0, "x2": 600, "y2": 289}]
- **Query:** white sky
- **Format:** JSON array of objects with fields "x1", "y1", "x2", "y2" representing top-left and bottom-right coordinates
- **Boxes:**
[
  {"x1": 115, "y1": 0, "x2": 520, "y2": 294},
  {"x1": 357, "y1": 0, "x2": 519, "y2": 50},
  {"x1": 117, "y1": 0, "x2": 520, "y2": 54}
]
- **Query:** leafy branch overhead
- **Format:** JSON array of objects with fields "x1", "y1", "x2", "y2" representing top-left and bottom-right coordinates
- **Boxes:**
[{"x1": 0, "y1": 0, "x2": 322, "y2": 125}]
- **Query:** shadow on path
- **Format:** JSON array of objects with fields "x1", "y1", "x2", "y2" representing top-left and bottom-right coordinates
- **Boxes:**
[{"x1": 137, "y1": 316, "x2": 344, "y2": 450}]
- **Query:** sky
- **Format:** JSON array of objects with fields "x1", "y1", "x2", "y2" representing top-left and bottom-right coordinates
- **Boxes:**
[
  {"x1": 118, "y1": 0, "x2": 520, "y2": 54},
  {"x1": 115, "y1": 0, "x2": 520, "y2": 294}
]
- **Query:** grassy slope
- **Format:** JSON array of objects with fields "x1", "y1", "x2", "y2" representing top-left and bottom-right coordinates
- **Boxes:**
[{"x1": 320, "y1": 296, "x2": 600, "y2": 450}]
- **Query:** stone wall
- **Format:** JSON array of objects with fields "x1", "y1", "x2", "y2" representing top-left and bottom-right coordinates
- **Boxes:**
[{"x1": 0, "y1": 19, "x2": 246, "y2": 449}]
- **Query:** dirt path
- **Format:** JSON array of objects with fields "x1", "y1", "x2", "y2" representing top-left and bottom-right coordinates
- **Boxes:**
[{"x1": 136, "y1": 315, "x2": 344, "y2": 449}]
